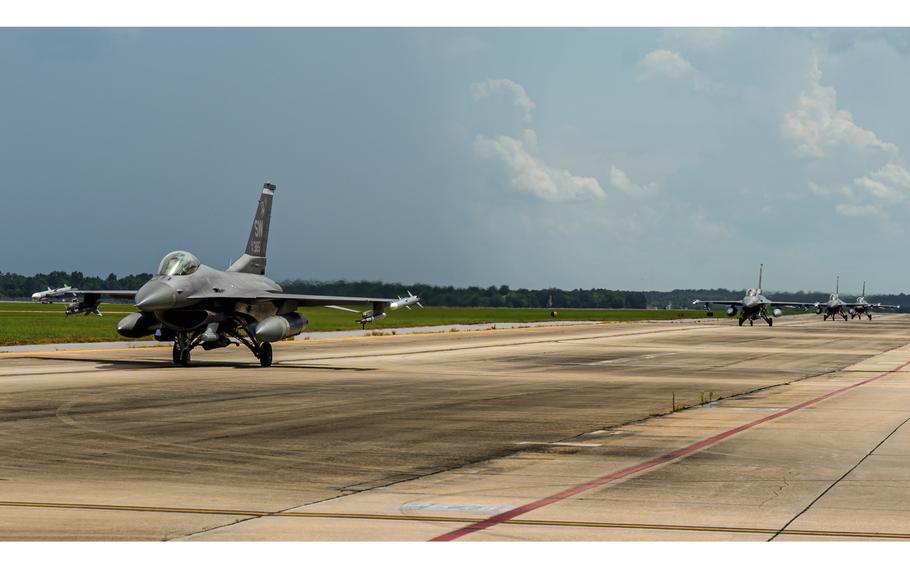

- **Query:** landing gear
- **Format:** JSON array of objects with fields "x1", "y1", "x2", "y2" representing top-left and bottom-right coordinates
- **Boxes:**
[
  {"x1": 738, "y1": 316, "x2": 745, "y2": 326},
  {"x1": 258, "y1": 342, "x2": 273, "y2": 367},
  {"x1": 868, "y1": 313, "x2": 873, "y2": 321},
  {"x1": 749, "y1": 319, "x2": 754, "y2": 326},
  {"x1": 823, "y1": 314, "x2": 829, "y2": 321},
  {"x1": 843, "y1": 313, "x2": 849, "y2": 321},
  {"x1": 768, "y1": 318, "x2": 773, "y2": 327},
  {"x1": 172, "y1": 331, "x2": 198, "y2": 367}
]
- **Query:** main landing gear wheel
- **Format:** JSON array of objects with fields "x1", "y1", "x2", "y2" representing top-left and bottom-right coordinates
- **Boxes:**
[
  {"x1": 749, "y1": 319, "x2": 754, "y2": 326},
  {"x1": 843, "y1": 314, "x2": 849, "y2": 321},
  {"x1": 823, "y1": 314, "x2": 828, "y2": 321},
  {"x1": 258, "y1": 342, "x2": 273, "y2": 367},
  {"x1": 768, "y1": 318, "x2": 773, "y2": 327},
  {"x1": 738, "y1": 317, "x2": 745, "y2": 326},
  {"x1": 172, "y1": 345, "x2": 180, "y2": 365}
]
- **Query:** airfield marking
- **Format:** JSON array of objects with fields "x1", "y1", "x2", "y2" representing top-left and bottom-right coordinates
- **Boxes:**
[
  {"x1": 429, "y1": 359, "x2": 910, "y2": 541},
  {"x1": 0, "y1": 500, "x2": 909, "y2": 540}
]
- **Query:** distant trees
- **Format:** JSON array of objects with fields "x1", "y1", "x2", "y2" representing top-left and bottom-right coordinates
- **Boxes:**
[{"x1": 0, "y1": 271, "x2": 905, "y2": 312}]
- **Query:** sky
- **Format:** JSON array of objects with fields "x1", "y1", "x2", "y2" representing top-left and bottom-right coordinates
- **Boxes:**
[{"x1": 1, "y1": 28, "x2": 909, "y2": 294}]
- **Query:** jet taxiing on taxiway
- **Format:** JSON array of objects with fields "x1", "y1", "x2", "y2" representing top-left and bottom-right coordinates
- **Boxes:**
[
  {"x1": 693, "y1": 264, "x2": 812, "y2": 327},
  {"x1": 813, "y1": 278, "x2": 899, "y2": 321},
  {"x1": 36, "y1": 182, "x2": 418, "y2": 367}
]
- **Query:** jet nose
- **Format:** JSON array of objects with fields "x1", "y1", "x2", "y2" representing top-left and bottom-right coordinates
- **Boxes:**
[{"x1": 135, "y1": 280, "x2": 177, "y2": 311}]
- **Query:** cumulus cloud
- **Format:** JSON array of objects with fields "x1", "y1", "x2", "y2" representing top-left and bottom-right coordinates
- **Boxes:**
[
  {"x1": 474, "y1": 134, "x2": 606, "y2": 202},
  {"x1": 609, "y1": 165, "x2": 657, "y2": 197},
  {"x1": 470, "y1": 78, "x2": 536, "y2": 122},
  {"x1": 782, "y1": 60, "x2": 896, "y2": 158},
  {"x1": 636, "y1": 49, "x2": 716, "y2": 92},
  {"x1": 852, "y1": 163, "x2": 910, "y2": 202}
]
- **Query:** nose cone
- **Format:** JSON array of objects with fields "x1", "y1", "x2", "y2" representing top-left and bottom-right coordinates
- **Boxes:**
[
  {"x1": 31, "y1": 292, "x2": 41, "y2": 300},
  {"x1": 135, "y1": 280, "x2": 177, "y2": 311}
]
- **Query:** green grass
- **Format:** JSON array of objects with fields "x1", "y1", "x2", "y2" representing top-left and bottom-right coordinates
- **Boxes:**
[{"x1": 0, "y1": 302, "x2": 720, "y2": 346}]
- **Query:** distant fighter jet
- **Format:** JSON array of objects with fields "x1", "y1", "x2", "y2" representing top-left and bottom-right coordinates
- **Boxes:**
[
  {"x1": 848, "y1": 282, "x2": 900, "y2": 320},
  {"x1": 814, "y1": 278, "x2": 899, "y2": 321},
  {"x1": 692, "y1": 264, "x2": 810, "y2": 327},
  {"x1": 36, "y1": 182, "x2": 413, "y2": 367}
]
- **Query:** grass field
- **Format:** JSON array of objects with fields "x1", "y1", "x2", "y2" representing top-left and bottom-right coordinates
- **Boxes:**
[{"x1": 0, "y1": 301, "x2": 723, "y2": 346}]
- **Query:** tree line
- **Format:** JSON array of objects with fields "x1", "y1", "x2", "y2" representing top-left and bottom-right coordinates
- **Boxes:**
[{"x1": 1, "y1": 271, "x2": 906, "y2": 312}]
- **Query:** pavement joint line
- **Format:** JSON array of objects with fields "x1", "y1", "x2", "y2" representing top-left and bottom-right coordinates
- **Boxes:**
[
  {"x1": 0, "y1": 501, "x2": 909, "y2": 540},
  {"x1": 428, "y1": 357, "x2": 910, "y2": 541}
]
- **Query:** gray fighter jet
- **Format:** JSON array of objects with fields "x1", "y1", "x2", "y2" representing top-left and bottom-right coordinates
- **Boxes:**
[
  {"x1": 692, "y1": 264, "x2": 810, "y2": 327},
  {"x1": 814, "y1": 278, "x2": 899, "y2": 321},
  {"x1": 37, "y1": 182, "x2": 410, "y2": 367},
  {"x1": 848, "y1": 282, "x2": 900, "y2": 320}
]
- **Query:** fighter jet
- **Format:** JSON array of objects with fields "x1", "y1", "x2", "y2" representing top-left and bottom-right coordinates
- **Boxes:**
[
  {"x1": 814, "y1": 279, "x2": 899, "y2": 321},
  {"x1": 692, "y1": 264, "x2": 809, "y2": 327},
  {"x1": 36, "y1": 182, "x2": 412, "y2": 367},
  {"x1": 848, "y1": 282, "x2": 900, "y2": 320}
]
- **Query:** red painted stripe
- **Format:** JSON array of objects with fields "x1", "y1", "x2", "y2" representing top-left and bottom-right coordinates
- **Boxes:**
[{"x1": 431, "y1": 360, "x2": 910, "y2": 541}]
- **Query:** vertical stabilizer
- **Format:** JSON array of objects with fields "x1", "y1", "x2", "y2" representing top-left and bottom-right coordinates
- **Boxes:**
[
  {"x1": 757, "y1": 264, "x2": 763, "y2": 290},
  {"x1": 228, "y1": 182, "x2": 276, "y2": 275},
  {"x1": 836, "y1": 275, "x2": 840, "y2": 295},
  {"x1": 862, "y1": 281, "x2": 866, "y2": 297}
]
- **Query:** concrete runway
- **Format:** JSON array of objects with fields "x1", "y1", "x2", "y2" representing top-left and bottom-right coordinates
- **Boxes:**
[{"x1": 1, "y1": 314, "x2": 910, "y2": 540}]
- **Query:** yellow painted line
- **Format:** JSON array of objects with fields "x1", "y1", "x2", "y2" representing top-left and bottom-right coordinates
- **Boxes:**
[{"x1": 0, "y1": 500, "x2": 908, "y2": 539}]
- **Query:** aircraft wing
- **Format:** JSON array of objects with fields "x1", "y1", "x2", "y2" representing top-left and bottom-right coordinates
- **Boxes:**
[
  {"x1": 692, "y1": 299, "x2": 743, "y2": 307},
  {"x1": 253, "y1": 292, "x2": 398, "y2": 307},
  {"x1": 766, "y1": 301, "x2": 817, "y2": 308},
  {"x1": 872, "y1": 303, "x2": 901, "y2": 309},
  {"x1": 43, "y1": 289, "x2": 137, "y2": 299}
]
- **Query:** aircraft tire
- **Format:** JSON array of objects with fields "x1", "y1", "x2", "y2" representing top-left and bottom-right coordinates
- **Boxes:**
[
  {"x1": 843, "y1": 314, "x2": 848, "y2": 321},
  {"x1": 738, "y1": 317, "x2": 744, "y2": 326},
  {"x1": 259, "y1": 342, "x2": 273, "y2": 367},
  {"x1": 749, "y1": 319, "x2": 753, "y2": 326},
  {"x1": 768, "y1": 318, "x2": 773, "y2": 327},
  {"x1": 179, "y1": 349, "x2": 191, "y2": 366},
  {"x1": 172, "y1": 345, "x2": 180, "y2": 365}
]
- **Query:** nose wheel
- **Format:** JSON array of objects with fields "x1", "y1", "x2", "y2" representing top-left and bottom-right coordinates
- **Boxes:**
[{"x1": 172, "y1": 344, "x2": 191, "y2": 366}]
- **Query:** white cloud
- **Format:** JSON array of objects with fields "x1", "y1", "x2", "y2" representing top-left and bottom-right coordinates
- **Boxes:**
[
  {"x1": 852, "y1": 163, "x2": 910, "y2": 202},
  {"x1": 470, "y1": 78, "x2": 536, "y2": 122},
  {"x1": 636, "y1": 49, "x2": 716, "y2": 92},
  {"x1": 835, "y1": 203, "x2": 883, "y2": 217},
  {"x1": 782, "y1": 59, "x2": 896, "y2": 158},
  {"x1": 637, "y1": 49, "x2": 694, "y2": 80},
  {"x1": 609, "y1": 165, "x2": 657, "y2": 197},
  {"x1": 474, "y1": 134, "x2": 605, "y2": 202}
]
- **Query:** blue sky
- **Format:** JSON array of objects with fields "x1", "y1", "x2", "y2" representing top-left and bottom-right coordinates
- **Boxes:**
[{"x1": 1, "y1": 28, "x2": 909, "y2": 294}]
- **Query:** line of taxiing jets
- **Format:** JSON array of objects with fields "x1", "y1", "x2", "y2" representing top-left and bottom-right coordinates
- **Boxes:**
[
  {"x1": 29, "y1": 183, "x2": 902, "y2": 366},
  {"x1": 692, "y1": 265, "x2": 900, "y2": 327}
]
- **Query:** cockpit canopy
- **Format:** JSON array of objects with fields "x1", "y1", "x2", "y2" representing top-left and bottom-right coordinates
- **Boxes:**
[
  {"x1": 746, "y1": 288, "x2": 758, "y2": 297},
  {"x1": 830, "y1": 293, "x2": 838, "y2": 301},
  {"x1": 156, "y1": 250, "x2": 200, "y2": 276}
]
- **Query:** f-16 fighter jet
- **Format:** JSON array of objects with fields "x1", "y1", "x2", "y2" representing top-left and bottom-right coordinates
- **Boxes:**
[
  {"x1": 848, "y1": 282, "x2": 900, "y2": 320},
  {"x1": 692, "y1": 264, "x2": 810, "y2": 327},
  {"x1": 36, "y1": 182, "x2": 411, "y2": 367}
]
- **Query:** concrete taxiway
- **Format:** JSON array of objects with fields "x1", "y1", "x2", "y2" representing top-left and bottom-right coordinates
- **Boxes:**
[{"x1": 1, "y1": 314, "x2": 909, "y2": 540}]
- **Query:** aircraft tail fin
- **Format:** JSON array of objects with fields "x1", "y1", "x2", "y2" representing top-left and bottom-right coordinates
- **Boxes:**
[
  {"x1": 757, "y1": 263, "x2": 763, "y2": 291},
  {"x1": 228, "y1": 182, "x2": 276, "y2": 275}
]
